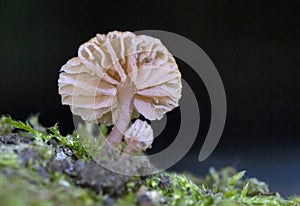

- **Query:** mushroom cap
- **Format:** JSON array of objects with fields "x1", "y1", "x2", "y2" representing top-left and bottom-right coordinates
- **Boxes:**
[
  {"x1": 58, "y1": 31, "x2": 182, "y2": 125},
  {"x1": 124, "y1": 119, "x2": 154, "y2": 152}
]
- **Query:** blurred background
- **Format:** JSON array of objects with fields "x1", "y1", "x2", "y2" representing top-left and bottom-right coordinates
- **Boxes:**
[{"x1": 0, "y1": 0, "x2": 299, "y2": 196}]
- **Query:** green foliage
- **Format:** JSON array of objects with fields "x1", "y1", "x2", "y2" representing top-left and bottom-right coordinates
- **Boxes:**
[
  {"x1": 0, "y1": 151, "x2": 20, "y2": 167},
  {"x1": 3, "y1": 116, "x2": 89, "y2": 159},
  {"x1": 134, "y1": 168, "x2": 300, "y2": 206},
  {"x1": 0, "y1": 115, "x2": 300, "y2": 206},
  {"x1": 0, "y1": 115, "x2": 13, "y2": 135},
  {"x1": 0, "y1": 171, "x2": 104, "y2": 206}
]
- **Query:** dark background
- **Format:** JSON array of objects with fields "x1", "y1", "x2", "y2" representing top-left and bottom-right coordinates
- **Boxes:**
[{"x1": 0, "y1": 0, "x2": 299, "y2": 195}]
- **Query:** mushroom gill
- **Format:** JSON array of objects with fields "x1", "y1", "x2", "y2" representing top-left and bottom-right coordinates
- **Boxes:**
[{"x1": 58, "y1": 31, "x2": 182, "y2": 146}]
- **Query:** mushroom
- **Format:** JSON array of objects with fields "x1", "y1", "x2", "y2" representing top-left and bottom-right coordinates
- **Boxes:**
[
  {"x1": 124, "y1": 119, "x2": 154, "y2": 154},
  {"x1": 58, "y1": 31, "x2": 182, "y2": 147}
]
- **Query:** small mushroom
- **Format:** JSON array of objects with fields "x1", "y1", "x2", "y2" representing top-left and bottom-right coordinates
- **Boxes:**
[
  {"x1": 124, "y1": 119, "x2": 154, "y2": 154},
  {"x1": 58, "y1": 31, "x2": 182, "y2": 146}
]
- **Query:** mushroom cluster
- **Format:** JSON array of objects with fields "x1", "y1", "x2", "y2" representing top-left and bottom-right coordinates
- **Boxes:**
[{"x1": 58, "y1": 31, "x2": 182, "y2": 154}]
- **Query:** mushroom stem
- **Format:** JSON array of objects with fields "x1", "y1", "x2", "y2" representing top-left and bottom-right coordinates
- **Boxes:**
[{"x1": 107, "y1": 82, "x2": 136, "y2": 145}]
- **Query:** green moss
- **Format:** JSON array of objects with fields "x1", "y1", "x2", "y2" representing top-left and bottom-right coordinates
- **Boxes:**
[
  {"x1": 0, "y1": 115, "x2": 299, "y2": 206},
  {"x1": 4, "y1": 116, "x2": 89, "y2": 159},
  {"x1": 0, "y1": 115, "x2": 13, "y2": 135},
  {"x1": 0, "y1": 171, "x2": 104, "y2": 206}
]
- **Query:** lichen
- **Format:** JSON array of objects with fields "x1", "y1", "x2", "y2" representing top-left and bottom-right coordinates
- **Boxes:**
[{"x1": 0, "y1": 115, "x2": 299, "y2": 206}]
